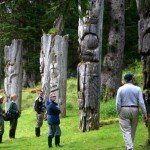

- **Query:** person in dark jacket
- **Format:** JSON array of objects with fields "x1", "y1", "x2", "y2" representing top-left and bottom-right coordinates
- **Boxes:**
[
  {"x1": 47, "y1": 92, "x2": 61, "y2": 148},
  {"x1": 34, "y1": 90, "x2": 46, "y2": 137},
  {"x1": 0, "y1": 95, "x2": 5, "y2": 143},
  {"x1": 9, "y1": 94, "x2": 20, "y2": 139}
]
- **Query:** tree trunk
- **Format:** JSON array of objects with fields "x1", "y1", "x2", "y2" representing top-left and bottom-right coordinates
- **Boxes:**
[
  {"x1": 101, "y1": 0, "x2": 125, "y2": 101},
  {"x1": 4, "y1": 39, "x2": 23, "y2": 111},
  {"x1": 78, "y1": 0, "x2": 104, "y2": 131},
  {"x1": 0, "y1": 49, "x2": 2, "y2": 89},
  {"x1": 136, "y1": 0, "x2": 150, "y2": 146},
  {"x1": 40, "y1": 33, "x2": 68, "y2": 117}
]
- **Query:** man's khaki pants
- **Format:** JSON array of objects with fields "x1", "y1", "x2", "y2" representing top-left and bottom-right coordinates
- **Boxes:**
[{"x1": 119, "y1": 107, "x2": 138, "y2": 150}]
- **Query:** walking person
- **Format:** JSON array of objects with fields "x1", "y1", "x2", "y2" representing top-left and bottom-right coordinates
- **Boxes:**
[
  {"x1": 47, "y1": 92, "x2": 61, "y2": 148},
  {"x1": 0, "y1": 95, "x2": 5, "y2": 143},
  {"x1": 34, "y1": 90, "x2": 46, "y2": 137},
  {"x1": 9, "y1": 94, "x2": 20, "y2": 139},
  {"x1": 116, "y1": 73, "x2": 147, "y2": 150}
]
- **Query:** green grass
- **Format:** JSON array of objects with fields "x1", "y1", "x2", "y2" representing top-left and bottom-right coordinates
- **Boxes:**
[
  {"x1": 1, "y1": 108, "x2": 149, "y2": 150},
  {"x1": 0, "y1": 74, "x2": 150, "y2": 149}
]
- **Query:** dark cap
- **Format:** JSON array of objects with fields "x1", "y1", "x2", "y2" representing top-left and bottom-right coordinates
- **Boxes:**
[{"x1": 124, "y1": 73, "x2": 133, "y2": 82}]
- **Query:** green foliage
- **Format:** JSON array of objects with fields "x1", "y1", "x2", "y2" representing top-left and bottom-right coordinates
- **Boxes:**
[
  {"x1": 123, "y1": 61, "x2": 143, "y2": 87},
  {"x1": 66, "y1": 78, "x2": 78, "y2": 115},
  {"x1": 21, "y1": 90, "x2": 36, "y2": 110},
  {"x1": 124, "y1": 0, "x2": 140, "y2": 65},
  {"x1": 48, "y1": 27, "x2": 58, "y2": 34},
  {"x1": 100, "y1": 99, "x2": 118, "y2": 119},
  {"x1": 78, "y1": 0, "x2": 90, "y2": 18}
]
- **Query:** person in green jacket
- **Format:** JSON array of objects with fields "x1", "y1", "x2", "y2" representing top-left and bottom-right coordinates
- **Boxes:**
[
  {"x1": 9, "y1": 94, "x2": 20, "y2": 139},
  {"x1": 0, "y1": 95, "x2": 5, "y2": 143}
]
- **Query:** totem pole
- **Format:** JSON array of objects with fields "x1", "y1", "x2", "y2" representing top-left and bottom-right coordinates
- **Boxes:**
[
  {"x1": 78, "y1": 0, "x2": 104, "y2": 131},
  {"x1": 4, "y1": 39, "x2": 23, "y2": 111},
  {"x1": 136, "y1": 0, "x2": 150, "y2": 145},
  {"x1": 40, "y1": 33, "x2": 68, "y2": 117}
]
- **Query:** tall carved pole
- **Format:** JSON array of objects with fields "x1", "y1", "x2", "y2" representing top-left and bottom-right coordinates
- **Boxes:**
[
  {"x1": 40, "y1": 34, "x2": 51, "y2": 102},
  {"x1": 4, "y1": 39, "x2": 23, "y2": 111},
  {"x1": 40, "y1": 33, "x2": 68, "y2": 117},
  {"x1": 136, "y1": 0, "x2": 150, "y2": 146},
  {"x1": 78, "y1": 0, "x2": 104, "y2": 131}
]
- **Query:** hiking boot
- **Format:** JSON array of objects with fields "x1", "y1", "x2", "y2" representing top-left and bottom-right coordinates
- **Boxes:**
[
  {"x1": 48, "y1": 136, "x2": 53, "y2": 148},
  {"x1": 35, "y1": 127, "x2": 40, "y2": 137},
  {"x1": 55, "y1": 136, "x2": 63, "y2": 147},
  {"x1": 0, "y1": 135, "x2": 2, "y2": 143}
]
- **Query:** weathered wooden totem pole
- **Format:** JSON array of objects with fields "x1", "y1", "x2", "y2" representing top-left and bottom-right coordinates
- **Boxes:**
[
  {"x1": 136, "y1": 0, "x2": 150, "y2": 145},
  {"x1": 4, "y1": 39, "x2": 23, "y2": 111},
  {"x1": 40, "y1": 34, "x2": 51, "y2": 102},
  {"x1": 40, "y1": 32, "x2": 68, "y2": 117},
  {"x1": 78, "y1": 0, "x2": 104, "y2": 131}
]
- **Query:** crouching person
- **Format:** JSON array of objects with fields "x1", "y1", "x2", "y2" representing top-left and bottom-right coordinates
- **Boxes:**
[
  {"x1": 47, "y1": 92, "x2": 61, "y2": 148},
  {"x1": 0, "y1": 95, "x2": 4, "y2": 143}
]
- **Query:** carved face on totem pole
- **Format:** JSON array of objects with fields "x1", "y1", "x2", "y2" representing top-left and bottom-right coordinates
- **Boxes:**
[
  {"x1": 80, "y1": 34, "x2": 99, "y2": 62},
  {"x1": 79, "y1": 0, "x2": 101, "y2": 62}
]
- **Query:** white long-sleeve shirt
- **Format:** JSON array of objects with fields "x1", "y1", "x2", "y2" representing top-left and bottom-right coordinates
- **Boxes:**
[{"x1": 116, "y1": 83, "x2": 147, "y2": 115}]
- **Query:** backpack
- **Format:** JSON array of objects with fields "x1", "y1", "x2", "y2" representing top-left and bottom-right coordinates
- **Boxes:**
[{"x1": 3, "y1": 103, "x2": 20, "y2": 121}]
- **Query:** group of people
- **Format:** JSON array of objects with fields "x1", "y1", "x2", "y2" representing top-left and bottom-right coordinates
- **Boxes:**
[
  {"x1": 0, "y1": 94, "x2": 20, "y2": 143},
  {"x1": 34, "y1": 73, "x2": 148, "y2": 150},
  {"x1": 0, "y1": 90, "x2": 61, "y2": 148},
  {"x1": 34, "y1": 90, "x2": 61, "y2": 148},
  {"x1": 0, "y1": 73, "x2": 148, "y2": 150}
]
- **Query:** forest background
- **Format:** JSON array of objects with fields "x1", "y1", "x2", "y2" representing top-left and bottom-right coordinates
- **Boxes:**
[{"x1": 0, "y1": 0, "x2": 139, "y2": 87}]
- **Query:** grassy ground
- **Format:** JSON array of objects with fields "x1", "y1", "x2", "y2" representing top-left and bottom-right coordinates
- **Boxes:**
[
  {"x1": 1, "y1": 108, "x2": 149, "y2": 150},
  {"x1": 0, "y1": 71, "x2": 150, "y2": 149}
]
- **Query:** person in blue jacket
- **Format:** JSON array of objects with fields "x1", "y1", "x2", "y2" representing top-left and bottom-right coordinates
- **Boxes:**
[{"x1": 47, "y1": 92, "x2": 61, "y2": 148}]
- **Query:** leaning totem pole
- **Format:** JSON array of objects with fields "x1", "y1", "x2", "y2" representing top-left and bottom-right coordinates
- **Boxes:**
[
  {"x1": 136, "y1": 0, "x2": 150, "y2": 145},
  {"x1": 4, "y1": 39, "x2": 23, "y2": 111},
  {"x1": 40, "y1": 33, "x2": 68, "y2": 117},
  {"x1": 78, "y1": 0, "x2": 104, "y2": 131}
]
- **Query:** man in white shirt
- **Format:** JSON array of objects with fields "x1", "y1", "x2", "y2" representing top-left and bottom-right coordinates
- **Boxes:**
[{"x1": 116, "y1": 73, "x2": 147, "y2": 150}]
